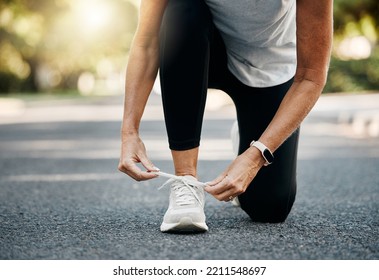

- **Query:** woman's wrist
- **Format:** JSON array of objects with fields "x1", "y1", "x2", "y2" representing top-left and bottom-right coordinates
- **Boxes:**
[
  {"x1": 244, "y1": 146, "x2": 266, "y2": 168},
  {"x1": 121, "y1": 124, "x2": 139, "y2": 138}
]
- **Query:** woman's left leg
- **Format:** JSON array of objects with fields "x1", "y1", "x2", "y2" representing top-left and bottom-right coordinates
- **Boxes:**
[
  {"x1": 225, "y1": 76, "x2": 299, "y2": 223},
  {"x1": 204, "y1": 17, "x2": 299, "y2": 223}
]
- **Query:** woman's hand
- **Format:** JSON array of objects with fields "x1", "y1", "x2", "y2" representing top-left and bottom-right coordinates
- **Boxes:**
[
  {"x1": 118, "y1": 0, "x2": 168, "y2": 181},
  {"x1": 118, "y1": 132, "x2": 159, "y2": 181},
  {"x1": 205, "y1": 147, "x2": 266, "y2": 201}
]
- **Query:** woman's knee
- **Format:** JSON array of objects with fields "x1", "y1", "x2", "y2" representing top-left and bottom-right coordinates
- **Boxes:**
[
  {"x1": 244, "y1": 207, "x2": 291, "y2": 223},
  {"x1": 162, "y1": 0, "x2": 212, "y2": 43},
  {"x1": 160, "y1": 0, "x2": 213, "y2": 87},
  {"x1": 240, "y1": 192, "x2": 296, "y2": 223}
]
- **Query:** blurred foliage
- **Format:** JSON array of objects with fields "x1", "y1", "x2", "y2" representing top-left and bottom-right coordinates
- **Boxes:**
[
  {"x1": 326, "y1": 0, "x2": 379, "y2": 93},
  {"x1": 0, "y1": 0, "x2": 378, "y2": 94},
  {"x1": 325, "y1": 47, "x2": 379, "y2": 93},
  {"x1": 0, "y1": 0, "x2": 138, "y2": 93},
  {"x1": 333, "y1": 0, "x2": 378, "y2": 40}
]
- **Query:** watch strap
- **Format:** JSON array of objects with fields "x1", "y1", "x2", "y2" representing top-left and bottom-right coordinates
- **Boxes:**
[{"x1": 250, "y1": 140, "x2": 274, "y2": 166}]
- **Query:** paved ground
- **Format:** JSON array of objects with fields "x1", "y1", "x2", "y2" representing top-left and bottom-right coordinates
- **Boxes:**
[{"x1": 0, "y1": 92, "x2": 378, "y2": 260}]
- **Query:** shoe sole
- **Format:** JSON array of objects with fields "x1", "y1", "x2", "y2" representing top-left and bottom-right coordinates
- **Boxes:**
[{"x1": 160, "y1": 217, "x2": 208, "y2": 233}]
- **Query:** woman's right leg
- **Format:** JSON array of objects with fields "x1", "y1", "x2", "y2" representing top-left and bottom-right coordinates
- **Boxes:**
[
  {"x1": 158, "y1": 0, "x2": 214, "y2": 232},
  {"x1": 159, "y1": 0, "x2": 213, "y2": 177}
]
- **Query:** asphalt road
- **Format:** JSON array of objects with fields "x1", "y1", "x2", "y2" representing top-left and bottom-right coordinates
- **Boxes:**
[{"x1": 0, "y1": 93, "x2": 378, "y2": 260}]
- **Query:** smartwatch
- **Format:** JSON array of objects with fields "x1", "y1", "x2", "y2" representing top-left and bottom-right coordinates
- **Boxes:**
[{"x1": 250, "y1": 140, "x2": 274, "y2": 166}]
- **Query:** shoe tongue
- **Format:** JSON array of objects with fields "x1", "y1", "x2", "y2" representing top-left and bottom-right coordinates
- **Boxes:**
[
  {"x1": 174, "y1": 176, "x2": 199, "y2": 206},
  {"x1": 182, "y1": 175, "x2": 206, "y2": 188},
  {"x1": 183, "y1": 175, "x2": 197, "y2": 181},
  {"x1": 183, "y1": 175, "x2": 199, "y2": 186}
]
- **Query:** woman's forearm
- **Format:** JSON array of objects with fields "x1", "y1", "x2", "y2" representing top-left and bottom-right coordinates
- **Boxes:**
[
  {"x1": 257, "y1": 77, "x2": 324, "y2": 153},
  {"x1": 122, "y1": 42, "x2": 159, "y2": 135},
  {"x1": 251, "y1": 0, "x2": 333, "y2": 154},
  {"x1": 121, "y1": 0, "x2": 168, "y2": 136}
]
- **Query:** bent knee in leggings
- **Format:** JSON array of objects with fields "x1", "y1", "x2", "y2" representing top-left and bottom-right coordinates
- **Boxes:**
[
  {"x1": 162, "y1": 0, "x2": 212, "y2": 41},
  {"x1": 239, "y1": 184, "x2": 296, "y2": 223},
  {"x1": 240, "y1": 170, "x2": 297, "y2": 223},
  {"x1": 237, "y1": 129, "x2": 299, "y2": 224}
]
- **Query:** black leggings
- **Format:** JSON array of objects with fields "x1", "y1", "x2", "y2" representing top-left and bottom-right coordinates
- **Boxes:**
[{"x1": 159, "y1": 0, "x2": 299, "y2": 223}]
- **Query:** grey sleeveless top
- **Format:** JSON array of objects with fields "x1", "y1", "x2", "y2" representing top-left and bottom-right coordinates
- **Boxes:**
[{"x1": 205, "y1": 0, "x2": 297, "y2": 87}]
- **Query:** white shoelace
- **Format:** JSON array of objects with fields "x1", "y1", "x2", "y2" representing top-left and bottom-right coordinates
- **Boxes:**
[{"x1": 156, "y1": 171, "x2": 207, "y2": 206}]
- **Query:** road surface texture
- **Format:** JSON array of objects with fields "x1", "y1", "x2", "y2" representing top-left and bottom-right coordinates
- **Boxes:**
[{"x1": 0, "y1": 92, "x2": 378, "y2": 259}]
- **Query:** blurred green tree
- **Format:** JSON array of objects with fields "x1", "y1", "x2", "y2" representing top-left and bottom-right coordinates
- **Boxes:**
[
  {"x1": 334, "y1": 0, "x2": 378, "y2": 39},
  {"x1": 0, "y1": 0, "x2": 138, "y2": 93},
  {"x1": 0, "y1": 0, "x2": 378, "y2": 94},
  {"x1": 325, "y1": 0, "x2": 379, "y2": 93}
]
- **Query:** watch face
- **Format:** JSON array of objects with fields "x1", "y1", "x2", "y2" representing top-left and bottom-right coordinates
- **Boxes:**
[{"x1": 263, "y1": 149, "x2": 274, "y2": 164}]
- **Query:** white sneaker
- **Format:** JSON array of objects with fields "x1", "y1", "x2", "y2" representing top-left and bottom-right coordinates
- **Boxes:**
[
  {"x1": 159, "y1": 174, "x2": 208, "y2": 232},
  {"x1": 231, "y1": 120, "x2": 239, "y2": 156},
  {"x1": 231, "y1": 196, "x2": 241, "y2": 207},
  {"x1": 230, "y1": 121, "x2": 241, "y2": 208}
]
